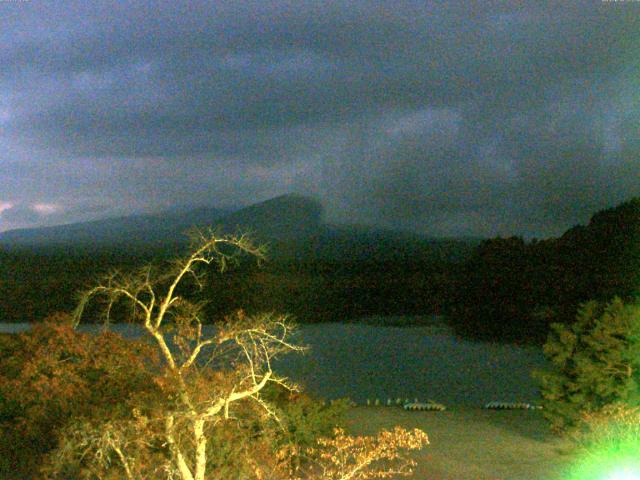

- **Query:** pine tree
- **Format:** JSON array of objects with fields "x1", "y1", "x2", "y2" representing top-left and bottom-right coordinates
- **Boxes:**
[{"x1": 535, "y1": 297, "x2": 640, "y2": 432}]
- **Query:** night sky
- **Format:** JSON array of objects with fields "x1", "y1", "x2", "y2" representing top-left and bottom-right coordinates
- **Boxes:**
[{"x1": 1, "y1": 0, "x2": 639, "y2": 238}]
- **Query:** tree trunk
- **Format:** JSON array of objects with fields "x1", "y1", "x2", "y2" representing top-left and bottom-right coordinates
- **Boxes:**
[{"x1": 193, "y1": 418, "x2": 208, "y2": 480}]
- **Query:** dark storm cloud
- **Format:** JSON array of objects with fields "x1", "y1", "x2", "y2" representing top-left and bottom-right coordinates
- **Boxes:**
[{"x1": 1, "y1": 0, "x2": 639, "y2": 235}]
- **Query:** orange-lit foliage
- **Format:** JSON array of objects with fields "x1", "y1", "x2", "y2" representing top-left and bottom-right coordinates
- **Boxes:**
[
  {"x1": 0, "y1": 318, "x2": 430, "y2": 480},
  {"x1": 277, "y1": 427, "x2": 429, "y2": 480},
  {"x1": 0, "y1": 313, "x2": 159, "y2": 478},
  {"x1": 2, "y1": 232, "x2": 431, "y2": 479}
]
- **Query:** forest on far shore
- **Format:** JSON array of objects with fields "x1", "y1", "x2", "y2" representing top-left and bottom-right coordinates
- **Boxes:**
[{"x1": 0, "y1": 197, "x2": 638, "y2": 345}]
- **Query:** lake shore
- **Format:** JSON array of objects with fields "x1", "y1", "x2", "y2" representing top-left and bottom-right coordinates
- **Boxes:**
[{"x1": 344, "y1": 405, "x2": 574, "y2": 480}]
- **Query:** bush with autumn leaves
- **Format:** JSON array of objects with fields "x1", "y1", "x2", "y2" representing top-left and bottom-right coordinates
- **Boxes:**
[
  {"x1": 0, "y1": 232, "x2": 428, "y2": 480},
  {"x1": 0, "y1": 319, "x2": 427, "y2": 480},
  {"x1": 0, "y1": 315, "x2": 161, "y2": 478}
]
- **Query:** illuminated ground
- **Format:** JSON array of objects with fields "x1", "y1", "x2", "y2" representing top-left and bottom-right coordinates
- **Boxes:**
[{"x1": 344, "y1": 406, "x2": 575, "y2": 480}]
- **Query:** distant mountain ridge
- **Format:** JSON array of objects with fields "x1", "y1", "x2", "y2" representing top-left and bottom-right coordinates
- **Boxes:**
[
  {"x1": 216, "y1": 194, "x2": 323, "y2": 241},
  {"x1": 0, "y1": 194, "x2": 325, "y2": 248},
  {"x1": 0, "y1": 206, "x2": 234, "y2": 248},
  {"x1": 0, "y1": 194, "x2": 477, "y2": 262}
]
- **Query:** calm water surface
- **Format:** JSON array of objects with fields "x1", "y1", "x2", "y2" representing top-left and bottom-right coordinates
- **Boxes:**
[{"x1": 1, "y1": 319, "x2": 546, "y2": 407}]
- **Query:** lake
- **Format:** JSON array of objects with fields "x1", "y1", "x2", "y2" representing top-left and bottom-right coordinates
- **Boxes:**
[{"x1": 0, "y1": 317, "x2": 546, "y2": 407}]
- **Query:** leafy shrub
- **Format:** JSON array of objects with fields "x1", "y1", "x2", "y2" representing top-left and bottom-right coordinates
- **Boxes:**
[
  {"x1": 1, "y1": 318, "x2": 428, "y2": 480},
  {"x1": 289, "y1": 426, "x2": 429, "y2": 480},
  {"x1": 0, "y1": 320, "x2": 357, "y2": 479},
  {"x1": 574, "y1": 402, "x2": 640, "y2": 447},
  {"x1": 192, "y1": 391, "x2": 351, "y2": 479},
  {"x1": 534, "y1": 298, "x2": 640, "y2": 432},
  {"x1": 263, "y1": 386, "x2": 351, "y2": 447},
  {"x1": 563, "y1": 403, "x2": 640, "y2": 480},
  {"x1": 0, "y1": 314, "x2": 160, "y2": 479}
]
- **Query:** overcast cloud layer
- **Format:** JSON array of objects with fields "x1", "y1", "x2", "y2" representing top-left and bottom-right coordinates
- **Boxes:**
[{"x1": 1, "y1": 0, "x2": 639, "y2": 237}]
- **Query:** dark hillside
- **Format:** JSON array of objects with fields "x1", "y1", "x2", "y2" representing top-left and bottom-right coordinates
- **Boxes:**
[
  {"x1": 0, "y1": 206, "x2": 233, "y2": 250},
  {"x1": 0, "y1": 194, "x2": 475, "y2": 324},
  {"x1": 450, "y1": 197, "x2": 640, "y2": 344}
]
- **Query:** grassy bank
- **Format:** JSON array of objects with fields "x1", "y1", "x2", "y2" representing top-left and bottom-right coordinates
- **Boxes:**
[{"x1": 344, "y1": 406, "x2": 575, "y2": 480}]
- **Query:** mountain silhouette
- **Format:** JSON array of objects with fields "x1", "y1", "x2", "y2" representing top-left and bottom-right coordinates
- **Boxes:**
[
  {"x1": 0, "y1": 194, "x2": 475, "y2": 262},
  {"x1": 0, "y1": 194, "x2": 322, "y2": 249}
]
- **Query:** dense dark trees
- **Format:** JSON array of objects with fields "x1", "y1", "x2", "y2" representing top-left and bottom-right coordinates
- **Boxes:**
[
  {"x1": 450, "y1": 197, "x2": 640, "y2": 343},
  {"x1": 203, "y1": 258, "x2": 453, "y2": 323},
  {"x1": 0, "y1": 248, "x2": 159, "y2": 323},
  {"x1": 448, "y1": 236, "x2": 552, "y2": 343},
  {"x1": 0, "y1": 242, "x2": 463, "y2": 325},
  {"x1": 557, "y1": 198, "x2": 640, "y2": 301}
]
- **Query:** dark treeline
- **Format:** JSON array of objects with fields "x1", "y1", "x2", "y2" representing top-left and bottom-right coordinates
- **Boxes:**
[
  {"x1": 203, "y1": 258, "x2": 457, "y2": 323},
  {"x1": 1, "y1": 197, "x2": 638, "y2": 345},
  {"x1": 0, "y1": 237, "x2": 469, "y2": 326},
  {"x1": 0, "y1": 246, "x2": 160, "y2": 323},
  {"x1": 449, "y1": 198, "x2": 640, "y2": 344}
]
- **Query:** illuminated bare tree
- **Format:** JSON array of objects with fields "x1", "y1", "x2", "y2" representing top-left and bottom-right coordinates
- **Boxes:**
[
  {"x1": 72, "y1": 230, "x2": 305, "y2": 480},
  {"x1": 59, "y1": 230, "x2": 429, "y2": 480}
]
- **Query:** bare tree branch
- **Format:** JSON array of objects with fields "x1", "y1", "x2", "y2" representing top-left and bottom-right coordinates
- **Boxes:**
[{"x1": 69, "y1": 231, "x2": 303, "y2": 480}]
